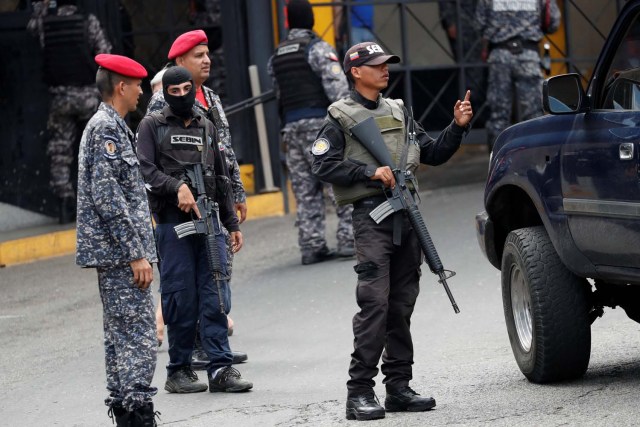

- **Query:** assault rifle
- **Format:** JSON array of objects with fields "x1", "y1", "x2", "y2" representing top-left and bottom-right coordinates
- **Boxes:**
[
  {"x1": 174, "y1": 163, "x2": 228, "y2": 313},
  {"x1": 350, "y1": 114, "x2": 460, "y2": 314}
]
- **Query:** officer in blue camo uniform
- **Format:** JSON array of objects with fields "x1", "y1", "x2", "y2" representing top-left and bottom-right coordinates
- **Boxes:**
[
  {"x1": 27, "y1": 0, "x2": 112, "y2": 224},
  {"x1": 146, "y1": 30, "x2": 248, "y2": 369},
  {"x1": 268, "y1": 0, "x2": 354, "y2": 265},
  {"x1": 76, "y1": 54, "x2": 158, "y2": 426},
  {"x1": 475, "y1": 0, "x2": 560, "y2": 148}
]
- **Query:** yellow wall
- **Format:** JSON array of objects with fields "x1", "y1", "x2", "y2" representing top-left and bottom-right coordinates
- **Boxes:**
[{"x1": 272, "y1": 0, "x2": 337, "y2": 47}]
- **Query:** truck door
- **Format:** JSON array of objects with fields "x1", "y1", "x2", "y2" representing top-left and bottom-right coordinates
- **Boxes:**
[{"x1": 562, "y1": 7, "x2": 640, "y2": 269}]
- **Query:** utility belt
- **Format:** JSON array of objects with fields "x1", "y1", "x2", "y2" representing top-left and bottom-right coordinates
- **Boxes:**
[
  {"x1": 353, "y1": 194, "x2": 388, "y2": 210},
  {"x1": 489, "y1": 38, "x2": 538, "y2": 55},
  {"x1": 154, "y1": 205, "x2": 192, "y2": 224},
  {"x1": 353, "y1": 191, "x2": 419, "y2": 211}
]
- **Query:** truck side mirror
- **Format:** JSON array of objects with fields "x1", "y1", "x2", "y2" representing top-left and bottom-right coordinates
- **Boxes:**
[{"x1": 543, "y1": 73, "x2": 586, "y2": 114}]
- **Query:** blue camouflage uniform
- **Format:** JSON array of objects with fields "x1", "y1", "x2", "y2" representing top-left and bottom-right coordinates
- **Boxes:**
[
  {"x1": 268, "y1": 28, "x2": 354, "y2": 259},
  {"x1": 76, "y1": 102, "x2": 158, "y2": 412},
  {"x1": 475, "y1": 0, "x2": 560, "y2": 146},
  {"x1": 28, "y1": 2, "x2": 112, "y2": 200}
]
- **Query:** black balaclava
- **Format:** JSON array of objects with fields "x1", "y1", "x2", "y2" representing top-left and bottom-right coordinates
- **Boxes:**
[
  {"x1": 162, "y1": 66, "x2": 196, "y2": 119},
  {"x1": 287, "y1": 0, "x2": 314, "y2": 30}
]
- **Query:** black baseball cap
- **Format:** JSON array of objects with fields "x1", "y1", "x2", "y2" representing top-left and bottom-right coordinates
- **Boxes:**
[{"x1": 343, "y1": 42, "x2": 401, "y2": 74}]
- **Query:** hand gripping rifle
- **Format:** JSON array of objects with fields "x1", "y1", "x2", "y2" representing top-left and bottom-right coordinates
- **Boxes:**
[
  {"x1": 350, "y1": 114, "x2": 460, "y2": 313},
  {"x1": 173, "y1": 163, "x2": 228, "y2": 313}
]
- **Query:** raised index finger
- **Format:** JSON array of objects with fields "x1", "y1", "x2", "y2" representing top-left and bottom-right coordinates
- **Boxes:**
[{"x1": 464, "y1": 90, "x2": 471, "y2": 102}]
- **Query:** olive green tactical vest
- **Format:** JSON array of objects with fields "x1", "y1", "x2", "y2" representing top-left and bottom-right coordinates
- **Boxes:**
[{"x1": 328, "y1": 96, "x2": 420, "y2": 205}]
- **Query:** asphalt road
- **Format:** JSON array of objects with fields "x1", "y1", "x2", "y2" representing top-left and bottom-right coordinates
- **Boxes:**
[{"x1": 1, "y1": 182, "x2": 640, "y2": 426}]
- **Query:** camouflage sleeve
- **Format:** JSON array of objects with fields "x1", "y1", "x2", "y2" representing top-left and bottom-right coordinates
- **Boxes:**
[
  {"x1": 210, "y1": 94, "x2": 246, "y2": 203},
  {"x1": 87, "y1": 14, "x2": 112, "y2": 54},
  {"x1": 224, "y1": 145, "x2": 246, "y2": 204},
  {"x1": 27, "y1": 1, "x2": 46, "y2": 46},
  {"x1": 267, "y1": 55, "x2": 279, "y2": 94},
  {"x1": 473, "y1": 0, "x2": 488, "y2": 35},
  {"x1": 546, "y1": 0, "x2": 562, "y2": 35},
  {"x1": 308, "y1": 40, "x2": 349, "y2": 102},
  {"x1": 89, "y1": 127, "x2": 145, "y2": 262}
]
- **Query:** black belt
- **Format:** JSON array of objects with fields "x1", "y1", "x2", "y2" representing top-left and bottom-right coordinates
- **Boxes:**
[
  {"x1": 154, "y1": 207, "x2": 191, "y2": 224},
  {"x1": 353, "y1": 195, "x2": 388, "y2": 209},
  {"x1": 489, "y1": 38, "x2": 538, "y2": 54}
]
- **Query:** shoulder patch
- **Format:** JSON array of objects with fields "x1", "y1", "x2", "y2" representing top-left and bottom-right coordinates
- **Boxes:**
[
  {"x1": 103, "y1": 138, "x2": 118, "y2": 159},
  {"x1": 311, "y1": 138, "x2": 330, "y2": 156}
]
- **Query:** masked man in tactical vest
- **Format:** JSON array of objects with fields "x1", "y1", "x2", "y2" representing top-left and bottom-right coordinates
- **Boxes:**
[
  {"x1": 28, "y1": 0, "x2": 112, "y2": 224},
  {"x1": 268, "y1": 0, "x2": 354, "y2": 265},
  {"x1": 136, "y1": 66, "x2": 252, "y2": 395},
  {"x1": 312, "y1": 42, "x2": 473, "y2": 421},
  {"x1": 146, "y1": 29, "x2": 248, "y2": 371}
]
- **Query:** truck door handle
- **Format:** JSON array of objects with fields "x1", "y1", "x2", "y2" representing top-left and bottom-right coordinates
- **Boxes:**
[{"x1": 619, "y1": 142, "x2": 634, "y2": 160}]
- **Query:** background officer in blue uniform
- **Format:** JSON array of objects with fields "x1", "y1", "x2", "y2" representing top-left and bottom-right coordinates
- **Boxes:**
[
  {"x1": 28, "y1": 0, "x2": 112, "y2": 224},
  {"x1": 268, "y1": 0, "x2": 354, "y2": 265},
  {"x1": 475, "y1": 0, "x2": 560, "y2": 148},
  {"x1": 75, "y1": 53, "x2": 158, "y2": 426},
  {"x1": 136, "y1": 66, "x2": 253, "y2": 394},
  {"x1": 312, "y1": 42, "x2": 473, "y2": 421}
]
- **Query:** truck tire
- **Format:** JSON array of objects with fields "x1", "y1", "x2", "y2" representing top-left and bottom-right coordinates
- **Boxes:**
[{"x1": 501, "y1": 226, "x2": 591, "y2": 383}]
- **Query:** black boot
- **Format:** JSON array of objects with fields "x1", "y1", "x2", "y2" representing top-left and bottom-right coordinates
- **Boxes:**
[
  {"x1": 346, "y1": 392, "x2": 385, "y2": 421},
  {"x1": 107, "y1": 404, "x2": 130, "y2": 426},
  {"x1": 301, "y1": 246, "x2": 338, "y2": 265},
  {"x1": 59, "y1": 196, "x2": 76, "y2": 225},
  {"x1": 165, "y1": 366, "x2": 208, "y2": 393},
  {"x1": 384, "y1": 385, "x2": 436, "y2": 412},
  {"x1": 130, "y1": 402, "x2": 160, "y2": 427}
]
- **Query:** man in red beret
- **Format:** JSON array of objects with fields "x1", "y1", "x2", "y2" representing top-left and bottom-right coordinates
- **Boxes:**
[
  {"x1": 76, "y1": 53, "x2": 160, "y2": 426},
  {"x1": 146, "y1": 29, "x2": 249, "y2": 373}
]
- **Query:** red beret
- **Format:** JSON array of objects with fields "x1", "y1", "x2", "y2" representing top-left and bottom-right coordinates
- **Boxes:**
[
  {"x1": 95, "y1": 54, "x2": 147, "y2": 78},
  {"x1": 168, "y1": 30, "x2": 208, "y2": 60}
]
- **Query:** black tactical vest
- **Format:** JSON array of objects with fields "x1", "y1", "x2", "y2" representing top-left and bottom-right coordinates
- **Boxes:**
[
  {"x1": 42, "y1": 14, "x2": 95, "y2": 87},
  {"x1": 148, "y1": 112, "x2": 219, "y2": 213},
  {"x1": 271, "y1": 35, "x2": 331, "y2": 121}
]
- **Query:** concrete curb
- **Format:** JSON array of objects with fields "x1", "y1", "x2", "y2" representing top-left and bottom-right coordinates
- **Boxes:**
[
  {"x1": 0, "y1": 190, "x2": 292, "y2": 268},
  {"x1": 0, "y1": 145, "x2": 487, "y2": 267}
]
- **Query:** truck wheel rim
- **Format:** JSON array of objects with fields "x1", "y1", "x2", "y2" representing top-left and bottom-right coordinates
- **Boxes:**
[{"x1": 511, "y1": 265, "x2": 533, "y2": 352}]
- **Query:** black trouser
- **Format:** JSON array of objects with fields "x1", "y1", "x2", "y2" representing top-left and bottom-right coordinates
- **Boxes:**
[{"x1": 347, "y1": 200, "x2": 422, "y2": 396}]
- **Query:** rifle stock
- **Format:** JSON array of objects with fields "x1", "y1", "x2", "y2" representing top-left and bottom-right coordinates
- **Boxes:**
[{"x1": 350, "y1": 117, "x2": 460, "y2": 313}]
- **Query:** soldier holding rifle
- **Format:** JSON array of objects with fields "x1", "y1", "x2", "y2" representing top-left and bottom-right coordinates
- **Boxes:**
[
  {"x1": 136, "y1": 66, "x2": 252, "y2": 395},
  {"x1": 311, "y1": 42, "x2": 473, "y2": 421}
]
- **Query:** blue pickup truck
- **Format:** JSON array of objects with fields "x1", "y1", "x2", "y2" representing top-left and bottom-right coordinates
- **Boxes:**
[{"x1": 476, "y1": 1, "x2": 640, "y2": 383}]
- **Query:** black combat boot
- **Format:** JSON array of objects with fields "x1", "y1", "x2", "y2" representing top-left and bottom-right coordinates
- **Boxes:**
[
  {"x1": 164, "y1": 366, "x2": 208, "y2": 393},
  {"x1": 130, "y1": 402, "x2": 160, "y2": 427},
  {"x1": 59, "y1": 196, "x2": 76, "y2": 224},
  {"x1": 384, "y1": 385, "x2": 436, "y2": 412},
  {"x1": 107, "y1": 404, "x2": 130, "y2": 426},
  {"x1": 346, "y1": 391, "x2": 385, "y2": 421},
  {"x1": 301, "y1": 245, "x2": 338, "y2": 265},
  {"x1": 209, "y1": 366, "x2": 253, "y2": 392}
]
